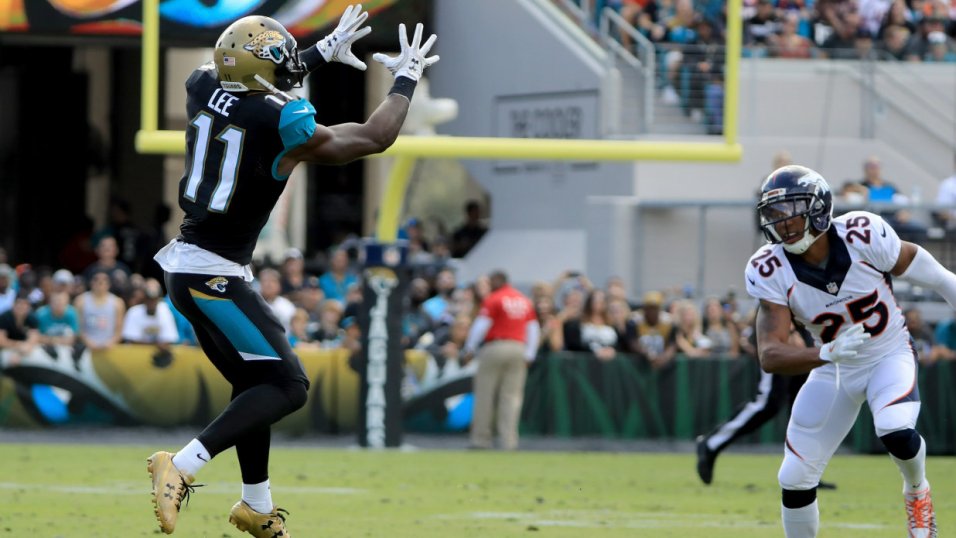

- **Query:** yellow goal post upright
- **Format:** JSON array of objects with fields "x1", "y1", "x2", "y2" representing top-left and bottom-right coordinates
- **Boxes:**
[{"x1": 134, "y1": 0, "x2": 743, "y2": 242}]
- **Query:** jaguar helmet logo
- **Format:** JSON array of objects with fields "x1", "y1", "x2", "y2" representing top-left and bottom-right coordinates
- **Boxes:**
[
  {"x1": 243, "y1": 31, "x2": 289, "y2": 65},
  {"x1": 205, "y1": 276, "x2": 229, "y2": 293}
]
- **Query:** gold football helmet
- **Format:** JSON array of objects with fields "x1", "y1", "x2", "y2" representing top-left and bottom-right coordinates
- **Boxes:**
[{"x1": 214, "y1": 16, "x2": 305, "y2": 93}]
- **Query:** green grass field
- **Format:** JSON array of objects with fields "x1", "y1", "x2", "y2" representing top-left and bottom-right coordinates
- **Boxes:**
[{"x1": 0, "y1": 443, "x2": 950, "y2": 537}]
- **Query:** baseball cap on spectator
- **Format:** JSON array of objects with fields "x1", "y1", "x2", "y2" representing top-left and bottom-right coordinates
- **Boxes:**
[
  {"x1": 284, "y1": 247, "x2": 303, "y2": 261},
  {"x1": 643, "y1": 291, "x2": 664, "y2": 308},
  {"x1": 52, "y1": 269, "x2": 74, "y2": 285},
  {"x1": 928, "y1": 31, "x2": 947, "y2": 44}
]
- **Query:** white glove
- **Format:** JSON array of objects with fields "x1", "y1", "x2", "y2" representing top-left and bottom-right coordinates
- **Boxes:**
[
  {"x1": 819, "y1": 323, "x2": 870, "y2": 363},
  {"x1": 372, "y1": 23, "x2": 439, "y2": 82},
  {"x1": 316, "y1": 4, "x2": 372, "y2": 70}
]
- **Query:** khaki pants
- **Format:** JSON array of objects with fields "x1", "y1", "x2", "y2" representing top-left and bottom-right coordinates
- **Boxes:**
[{"x1": 469, "y1": 340, "x2": 527, "y2": 450}]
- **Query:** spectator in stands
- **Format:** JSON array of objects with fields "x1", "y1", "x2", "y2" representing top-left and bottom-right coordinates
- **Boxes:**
[
  {"x1": 701, "y1": 296, "x2": 741, "y2": 357},
  {"x1": 340, "y1": 313, "x2": 362, "y2": 355},
  {"x1": 422, "y1": 312, "x2": 472, "y2": 370},
  {"x1": 429, "y1": 235, "x2": 452, "y2": 263},
  {"x1": 854, "y1": 28, "x2": 879, "y2": 59},
  {"x1": 318, "y1": 247, "x2": 357, "y2": 303},
  {"x1": 295, "y1": 276, "x2": 326, "y2": 337},
  {"x1": 404, "y1": 218, "x2": 433, "y2": 265},
  {"x1": 904, "y1": 16, "x2": 949, "y2": 60},
  {"x1": 122, "y1": 278, "x2": 179, "y2": 347},
  {"x1": 606, "y1": 275, "x2": 636, "y2": 309},
  {"x1": 933, "y1": 153, "x2": 956, "y2": 228},
  {"x1": 858, "y1": 0, "x2": 894, "y2": 37},
  {"x1": 674, "y1": 298, "x2": 713, "y2": 357},
  {"x1": 279, "y1": 248, "x2": 308, "y2": 295},
  {"x1": 561, "y1": 289, "x2": 620, "y2": 361},
  {"x1": 820, "y1": 8, "x2": 863, "y2": 59},
  {"x1": 607, "y1": 296, "x2": 638, "y2": 353},
  {"x1": 530, "y1": 280, "x2": 554, "y2": 306},
  {"x1": 257, "y1": 268, "x2": 295, "y2": 334},
  {"x1": 403, "y1": 277, "x2": 433, "y2": 348},
  {"x1": 842, "y1": 155, "x2": 902, "y2": 202},
  {"x1": 634, "y1": 290, "x2": 677, "y2": 368},
  {"x1": 313, "y1": 299, "x2": 345, "y2": 348},
  {"x1": 770, "y1": 12, "x2": 814, "y2": 58},
  {"x1": 51, "y1": 269, "x2": 75, "y2": 298},
  {"x1": 681, "y1": 17, "x2": 724, "y2": 123},
  {"x1": 923, "y1": 30, "x2": 956, "y2": 61},
  {"x1": 468, "y1": 275, "x2": 492, "y2": 319},
  {"x1": 450, "y1": 200, "x2": 488, "y2": 258},
  {"x1": 932, "y1": 310, "x2": 956, "y2": 360},
  {"x1": 551, "y1": 284, "x2": 586, "y2": 348},
  {"x1": 745, "y1": 0, "x2": 782, "y2": 51},
  {"x1": 881, "y1": 24, "x2": 913, "y2": 59},
  {"x1": 849, "y1": 155, "x2": 927, "y2": 237},
  {"x1": 0, "y1": 264, "x2": 16, "y2": 315},
  {"x1": 905, "y1": 308, "x2": 955, "y2": 364},
  {"x1": 74, "y1": 269, "x2": 124, "y2": 352},
  {"x1": 35, "y1": 290, "x2": 79, "y2": 346},
  {"x1": 877, "y1": 0, "x2": 916, "y2": 41},
  {"x1": 617, "y1": 0, "x2": 650, "y2": 51},
  {"x1": 634, "y1": 0, "x2": 668, "y2": 44},
  {"x1": 15, "y1": 265, "x2": 43, "y2": 306},
  {"x1": 288, "y1": 308, "x2": 318, "y2": 349},
  {"x1": 82, "y1": 235, "x2": 131, "y2": 293},
  {"x1": 0, "y1": 294, "x2": 40, "y2": 363},
  {"x1": 92, "y1": 198, "x2": 145, "y2": 274},
  {"x1": 534, "y1": 294, "x2": 561, "y2": 352},
  {"x1": 463, "y1": 270, "x2": 538, "y2": 450},
  {"x1": 422, "y1": 268, "x2": 457, "y2": 325}
]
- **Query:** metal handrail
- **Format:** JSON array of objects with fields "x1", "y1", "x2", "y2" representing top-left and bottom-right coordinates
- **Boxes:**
[{"x1": 598, "y1": 7, "x2": 655, "y2": 132}]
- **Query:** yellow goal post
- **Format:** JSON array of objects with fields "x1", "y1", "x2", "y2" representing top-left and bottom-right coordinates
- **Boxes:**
[{"x1": 134, "y1": 0, "x2": 743, "y2": 242}]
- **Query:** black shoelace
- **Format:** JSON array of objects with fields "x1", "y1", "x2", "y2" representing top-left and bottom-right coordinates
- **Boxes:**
[{"x1": 178, "y1": 480, "x2": 204, "y2": 509}]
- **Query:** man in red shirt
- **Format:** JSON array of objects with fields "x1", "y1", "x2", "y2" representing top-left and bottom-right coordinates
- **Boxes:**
[{"x1": 463, "y1": 270, "x2": 539, "y2": 450}]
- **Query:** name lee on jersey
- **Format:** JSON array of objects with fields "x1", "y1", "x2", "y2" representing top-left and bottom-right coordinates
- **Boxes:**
[{"x1": 208, "y1": 88, "x2": 239, "y2": 117}]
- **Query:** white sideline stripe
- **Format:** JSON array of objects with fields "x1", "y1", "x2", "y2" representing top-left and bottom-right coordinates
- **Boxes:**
[
  {"x1": 239, "y1": 351, "x2": 282, "y2": 361},
  {"x1": 432, "y1": 511, "x2": 887, "y2": 530},
  {"x1": 0, "y1": 482, "x2": 363, "y2": 496}
]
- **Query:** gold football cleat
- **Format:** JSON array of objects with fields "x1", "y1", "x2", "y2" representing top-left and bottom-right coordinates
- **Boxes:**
[
  {"x1": 228, "y1": 500, "x2": 292, "y2": 537},
  {"x1": 147, "y1": 451, "x2": 197, "y2": 534}
]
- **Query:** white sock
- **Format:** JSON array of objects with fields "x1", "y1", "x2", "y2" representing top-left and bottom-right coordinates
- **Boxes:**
[
  {"x1": 782, "y1": 500, "x2": 819, "y2": 538},
  {"x1": 891, "y1": 436, "x2": 928, "y2": 493},
  {"x1": 171, "y1": 438, "x2": 211, "y2": 477},
  {"x1": 242, "y1": 479, "x2": 273, "y2": 514}
]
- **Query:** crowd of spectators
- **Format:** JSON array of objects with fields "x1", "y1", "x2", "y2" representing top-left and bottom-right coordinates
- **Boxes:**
[
  {"x1": 602, "y1": 0, "x2": 956, "y2": 60},
  {"x1": 587, "y1": 0, "x2": 956, "y2": 132},
  {"x1": 5, "y1": 161, "x2": 956, "y2": 378}
]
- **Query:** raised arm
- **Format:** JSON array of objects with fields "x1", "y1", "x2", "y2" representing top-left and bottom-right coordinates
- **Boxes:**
[{"x1": 279, "y1": 23, "x2": 438, "y2": 171}]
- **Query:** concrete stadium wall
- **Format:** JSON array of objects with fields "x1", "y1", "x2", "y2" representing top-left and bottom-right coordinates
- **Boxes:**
[{"x1": 429, "y1": 2, "x2": 956, "y2": 295}]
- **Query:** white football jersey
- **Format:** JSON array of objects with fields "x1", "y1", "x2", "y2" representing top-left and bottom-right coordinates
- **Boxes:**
[{"x1": 745, "y1": 211, "x2": 910, "y2": 362}]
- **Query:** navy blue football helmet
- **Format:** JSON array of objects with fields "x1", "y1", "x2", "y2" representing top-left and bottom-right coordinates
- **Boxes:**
[{"x1": 757, "y1": 165, "x2": 833, "y2": 254}]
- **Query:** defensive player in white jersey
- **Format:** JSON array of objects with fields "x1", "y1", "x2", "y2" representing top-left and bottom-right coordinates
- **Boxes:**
[{"x1": 746, "y1": 165, "x2": 953, "y2": 538}]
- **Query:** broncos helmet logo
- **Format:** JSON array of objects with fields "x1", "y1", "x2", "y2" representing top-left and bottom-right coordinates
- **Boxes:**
[
  {"x1": 243, "y1": 31, "x2": 289, "y2": 65},
  {"x1": 205, "y1": 277, "x2": 229, "y2": 293}
]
